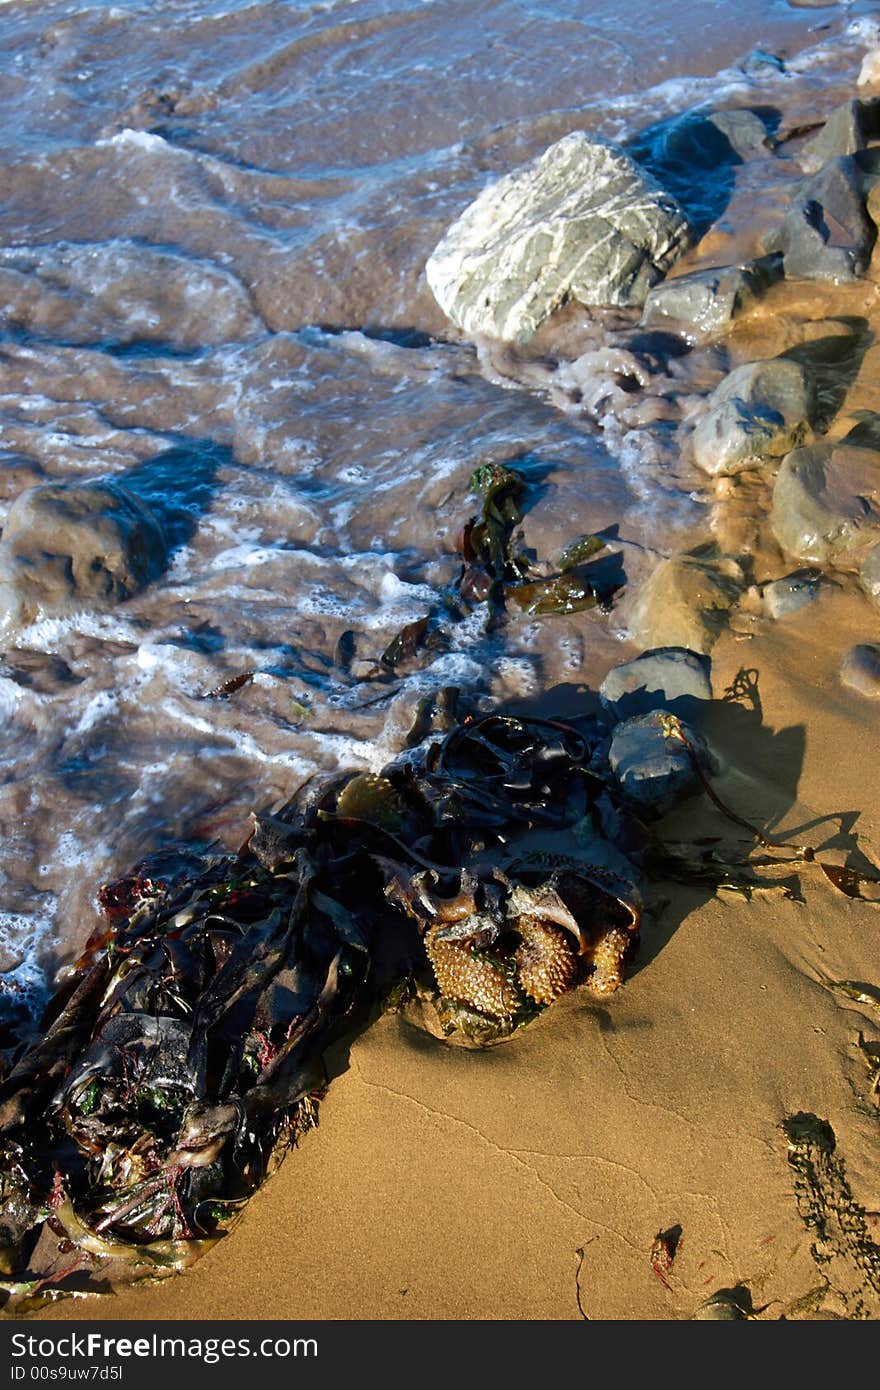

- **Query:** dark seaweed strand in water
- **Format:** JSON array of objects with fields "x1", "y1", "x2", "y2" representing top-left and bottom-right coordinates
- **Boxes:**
[{"x1": 0, "y1": 712, "x2": 643, "y2": 1311}]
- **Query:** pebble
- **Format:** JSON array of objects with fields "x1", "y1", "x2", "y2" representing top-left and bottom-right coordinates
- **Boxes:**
[
  {"x1": 840, "y1": 643, "x2": 880, "y2": 698},
  {"x1": 762, "y1": 569, "x2": 824, "y2": 619},
  {"x1": 599, "y1": 647, "x2": 712, "y2": 721},
  {"x1": 608, "y1": 710, "x2": 712, "y2": 815}
]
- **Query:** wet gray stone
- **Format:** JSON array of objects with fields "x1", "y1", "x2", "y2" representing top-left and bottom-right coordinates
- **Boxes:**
[
  {"x1": 0, "y1": 480, "x2": 167, "y2": 631},
  {"x1": 641, "y1": 256, "x2": 782, "y2": 339},
  {"x1": 860, "y1": 542, "x2": 880, "y2": 607},
  {"x1": 707, "y1": 109, "x2": 774, "y2": 159},
  {"x1": 762, "y1": 569, "x2": 825, "y2": 619},
  {"x1": 771, "y1": 441, "x2": 880, "y2": 565},
  {"x1": 691, "y1": 357, "x2": 814, "y2": 477},
  {"x1": 799, "y1": 98, "x2": 880, "y2": 175},
  {"x1": 762, "y1": 156, "x2": 875, "y2": 282},
  {"x1": 599, "y1": 647, "x2": 712, "y2": 721},
  {"x1": 425, "y1": 131, "x2": 693, "y2": 343},
  {"x1": 609, "y1": 710, "x2": 711, "y2": 814},
  {"x1": 840, "y1": 643, "x2": 880, "y2": 698},
  {"x1": 740, "y1": 50, "x2": 785, "y2": 78}
]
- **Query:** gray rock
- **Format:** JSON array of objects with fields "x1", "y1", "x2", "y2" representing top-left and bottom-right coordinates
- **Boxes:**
[
  {"x1": 800, "y1": 101, "x2": 864, "y2": 175},
  {"x1": 860, "y1": 542, "x2": 880, "y2": 607},
  {"x1": 840, "y1": 643, "x2": 880, "y2": 698},
  {"x1": 771, "y1": 441, "x2": 880, "y2": 565},
  {"x1": 425, "y1": 131, "x2": 694, "y2": 343},
  {"x1": 707, "y1": 109, "x2": 774, "y2": 159},
  {"x1": 691, "y1": 358, "x2": 814, "y2": 477},
  {"x1": 740, "y1": 50, "x2": 785, "y2": 78},
  {"x1": 762, "y1": 568, "x2": 824, "y2": 619},
  {"x1": 609, "y1": 710, "x2": 710, "y2": 814},
  {"x1": 762, "y1": 156, "x2": 875, "y2": 282},
  {"x1": 640, "y1": 256, "x2": 782, "y2": 338},
  {"x1": 0, "y1": 480, "x2": 167, "y2": 630},
  {"x1": 627, "y1": 553, "x2": 745, "y2": 655},
  {"x1": 599, "y1": 647, "x2": 712, "y2": 721}
]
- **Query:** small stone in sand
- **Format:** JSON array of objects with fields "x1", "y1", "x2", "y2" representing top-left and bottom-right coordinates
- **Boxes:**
[
  {"x1": 798, "y1": 98, "x2": 880, "y2": 174},
  {"x1": 599, "y1": 647, "x2": 712, "y2": 720},
  {"x1": 706, "y1": 108, "x2": 774, "y2": 158},
  {"x1": 840, "y1": 643, "x2": 880, "y2": 698},
  {"x1": 771, "y1": 441, "x2": 880, "y2": 565},
  {"x1": 640, "y1": 256, "x2": 782, "y2": 339},
  {"x1": 0, "y1": 480, "x2": 168, "y2": 631},
  {"x1": 860, "y1": 541, "x2": 880, "y2": 607},
  {"x1": 627, "y1": 553, "x2": 744, "y2": 655},
  {"x1": 762, "y1": 156, "x2": 874, "y2": 282},
  {"x1": 762, "y1": 569, "x2": 824, "y2": 619},
  {"x1": 858, "y1": 49, "x2": 880, "y2": 88},
  {"x1": 609, "y1": 710, "x2": 711, "y2": 814}
]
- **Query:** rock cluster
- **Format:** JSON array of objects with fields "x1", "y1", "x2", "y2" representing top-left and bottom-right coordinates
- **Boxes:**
[{"x1": 635, "y1": 87, "x2": 880, "y2": 650}]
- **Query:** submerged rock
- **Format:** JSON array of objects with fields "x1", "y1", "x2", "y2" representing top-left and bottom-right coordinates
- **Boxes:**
[
  {"x1": 640, "y1": 256, "x2": 782, "y2": 339},
  {"x1": 691, "y1": 357, "x2": 814, "y2": 477},
  {"x1": 771, "y1": 442, "x2": 880, "y2": 565},
  {"x1": 763, "y1": 156, "x2": 875, "y2": 282},
  {"x1": 609, "y1": 710, "x2": 710, "y2": 814},
  {"x1": 599, "y1": 647, "x2": 712, "y2": 720},
  {"x1": 798, "y1": 98, "x2": 880, "y2": 175},
  {"x1": 762, "y1": 569, "x2": 825, "y2": 619},
  {"x1": 860, "y1": 541, "x2": 880, "y2": 607},
  {"x1": 425, "y1": 131, "x2": 693, "y2": 343},
  {"x1": 0, "y1": 480, "x2": 167, "y2": 630},
  {"x1": 627, "y1": 553, "x2": 744, "y2": 655},
  {"x1": 840, "y1": 643, "x2": 880, "y2": 698},
  {"x1": 706, "y1": 108, "x2": 774, "y2": 159}
]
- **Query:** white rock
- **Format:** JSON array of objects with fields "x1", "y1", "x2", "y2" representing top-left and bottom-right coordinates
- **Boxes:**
[
  {"x1": 858, "y1": 49, "x2": 880, "y2": 87},
  {"x1": 425, "y1": 132, "x2": 693, "y2": 343}
]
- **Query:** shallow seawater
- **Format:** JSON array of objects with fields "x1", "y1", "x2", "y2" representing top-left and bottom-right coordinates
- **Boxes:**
[{"x1": 0, "y1": 0, "x2": 878, "y2": 1014}]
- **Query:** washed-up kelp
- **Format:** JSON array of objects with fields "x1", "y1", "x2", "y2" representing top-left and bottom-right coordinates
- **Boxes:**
[
  {"x1": 336, "y1": 463, "x2": 618, "y2": 684},
  {"x1": 0, "y1": 709, "x2": 643, "y2": 1310},
  {"x1": 458, "y1": 462, "x2": 614, "y2": 621}
]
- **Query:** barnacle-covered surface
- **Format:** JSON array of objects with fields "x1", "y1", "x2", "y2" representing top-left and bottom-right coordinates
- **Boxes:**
[{"x1": 0, "y1": 706, "x2": 643, "y2": 1311}]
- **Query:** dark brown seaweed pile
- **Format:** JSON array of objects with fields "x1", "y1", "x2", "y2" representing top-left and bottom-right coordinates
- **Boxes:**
[{"x1": 0, "y1": 708, "x2": 643, "y2": 1311}]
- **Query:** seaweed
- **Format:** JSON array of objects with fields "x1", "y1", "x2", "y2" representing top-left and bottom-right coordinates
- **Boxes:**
[
  {"x1": 374, "y1": 461, "x2": 618, "y2": 677},
  {"x1": 0, "y1": 710, "x2": 643, "y2": 1308},
  {"x1": 1, "y1": 691, "x2": 878, "y2": 1310}
]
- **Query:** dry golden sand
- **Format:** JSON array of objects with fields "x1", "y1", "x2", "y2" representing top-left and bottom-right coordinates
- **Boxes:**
[{"x1": 36, "y1": 578, "x2": 880, "y2": 1322}]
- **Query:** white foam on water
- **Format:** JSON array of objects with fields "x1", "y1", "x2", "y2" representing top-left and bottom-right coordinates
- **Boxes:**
[
  {"x1": 72, "y1": 688, "x2": 121, "y2": 737},
  {"x1": 96, "y1": 128, "x2": 174, "y2": 153},
  {"x1": 0, "y1": 903, "x2": 57, "y2": 1022},
  {"x1": 14, "y1": 610, "x2": 142, "y2": 652},
  {"x1": 0, "y1": 677, "x2": 24, "y2": 723}
]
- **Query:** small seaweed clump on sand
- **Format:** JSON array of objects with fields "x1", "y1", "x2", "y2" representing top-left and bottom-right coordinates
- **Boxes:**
[{"x1": 0, "y1": 706, "x2": 644, "y2": 1311}]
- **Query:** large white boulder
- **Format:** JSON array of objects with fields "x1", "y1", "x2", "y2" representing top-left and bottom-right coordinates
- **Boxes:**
[{"x1": 425, "y1": 132, "x2": 693, "y2": 343}]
